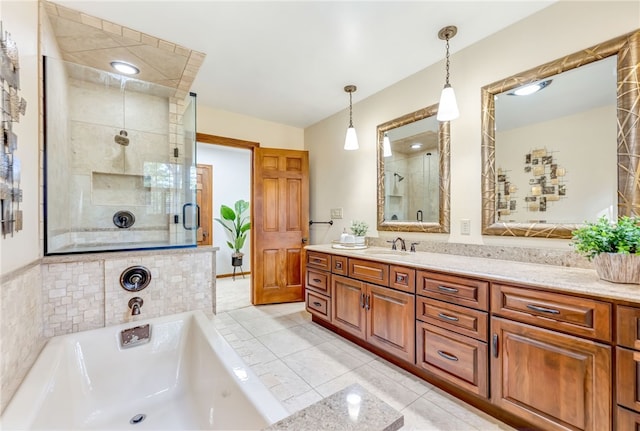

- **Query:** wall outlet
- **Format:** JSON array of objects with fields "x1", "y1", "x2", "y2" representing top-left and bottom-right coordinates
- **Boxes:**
[
  {"x1": 460, "y1": 219, "x2": 471, "y2": 235},
  {"x1": 331, "y1": 208, "x2": 343, "y2": 219}
]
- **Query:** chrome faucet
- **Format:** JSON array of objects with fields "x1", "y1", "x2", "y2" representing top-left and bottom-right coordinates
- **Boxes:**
[{"x1": 128, "y1": 297, "x2": 143, "y2": 316}]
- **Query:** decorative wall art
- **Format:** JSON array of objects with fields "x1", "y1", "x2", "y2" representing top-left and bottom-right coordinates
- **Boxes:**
[
  {"x1": 496, "y1": 168, "x2": 518, "y2": 220},
  {"x1": 0, "y1": 21, "x2": 26, "y2": 237},
  {"x1": 523, "y1": 148, "x2": 567, "y2": 213}
]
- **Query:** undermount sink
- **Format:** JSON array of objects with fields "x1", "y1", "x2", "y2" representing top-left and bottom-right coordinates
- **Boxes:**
[{"x1": 363, "y1": 249, "x2": 410, "y2": 256}]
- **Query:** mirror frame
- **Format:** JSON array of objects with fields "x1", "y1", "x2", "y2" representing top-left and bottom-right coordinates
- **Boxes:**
[
  {"x1": 481, "y1": 30, "x2": 640, "y2": 238},
  {"x1": 377, "y1": 104, "x2": 451, "y2": 233}
]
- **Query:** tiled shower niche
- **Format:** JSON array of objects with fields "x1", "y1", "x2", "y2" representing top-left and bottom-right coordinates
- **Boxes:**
[{"x1": 44, "y1": 58, "x2": 198, "y2": 254}]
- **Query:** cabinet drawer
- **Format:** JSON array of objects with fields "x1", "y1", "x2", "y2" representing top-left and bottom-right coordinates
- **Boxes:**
[
  {"x1": 390, "y1": 265, "x2": 415, "y2": 294},
  {"x1": 306, "y1": 269, "x2": 329, "y2": 295},
  {"x1": 306, "y1": 290, "x2": 331, "y2": 322},
  {"x1": 349, "y1": 258, "x2": 389, "y2": 286},
  {"x1": 332, "y1": 255, "x2": 348, "y2": 276},
  {"x1": 416, "y1": 321, "x2": 488, "y2": 397},
  {"x1": 617, "y1": 346, "x2": 640, "y2": 413},
  {"x1": 417, "y1": 296, "x2": 488, "y2": 341},
  {"x1": 617, "y1": 406, "x2": 640, "y2": 431},
  {"x1": 617, "y1": 306, "x2": 640, "y2": 349},
  {"x1": 306, "y1": 251, "x2": 331, "y2": 271},
  {"x1": 417, "y1": 271, "x2": 488, "y2": 311},
  {"x1": 491, "y1": 283, "x2": 612, "y2": 342}
]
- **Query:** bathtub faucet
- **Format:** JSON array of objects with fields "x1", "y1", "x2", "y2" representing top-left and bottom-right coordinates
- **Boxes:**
[{"x1": 128, "y1": 297, "x2": 144, "y2": 316}]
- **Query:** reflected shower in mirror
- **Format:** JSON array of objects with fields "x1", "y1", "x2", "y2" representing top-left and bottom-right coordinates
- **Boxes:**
[
  {"x1": 481, "y1": 30, "x2": 640, "y2": 238},
  {"x1": 377, "y1": 104, "x2": 450, "y2": 233}
]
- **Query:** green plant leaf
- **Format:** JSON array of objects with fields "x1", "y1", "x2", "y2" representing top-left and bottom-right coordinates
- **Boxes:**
[{"x1": 220, "y1": 205, "x2": 236, "y2": 221}]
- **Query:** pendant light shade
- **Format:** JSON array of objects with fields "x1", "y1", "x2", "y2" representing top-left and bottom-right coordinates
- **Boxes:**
[
  {"x1": 436, "y1": 26, "x2": 459, "y2": 122},
  {"x1": 383, "y1": 133, "x2": 392, "y2": 157},
  {"x1": 344, "y1": 85, "x2": 359, "y2": 150}
]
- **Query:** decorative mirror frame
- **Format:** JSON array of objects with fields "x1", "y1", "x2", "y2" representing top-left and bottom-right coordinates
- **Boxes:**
[
  {"x1": 377, "y1": 104, "x2": 451, "y2": 233},
  {"x1": 481, "y1": 29, "x2": 640, "y2": 238}
]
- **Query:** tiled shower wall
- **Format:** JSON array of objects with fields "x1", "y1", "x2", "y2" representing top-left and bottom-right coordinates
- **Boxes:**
[{"x1": 0, "y1": 247, "x2": 216, "y2": 413}]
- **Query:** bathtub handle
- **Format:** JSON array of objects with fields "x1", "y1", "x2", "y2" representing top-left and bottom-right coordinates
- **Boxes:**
[{"x1": 182, "y1": 203, "x2": 200, "y2": 231}]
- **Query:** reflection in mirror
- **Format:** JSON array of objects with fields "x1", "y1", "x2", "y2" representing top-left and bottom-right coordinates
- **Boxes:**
[
  {"x1": 377, "y1": 105, "x2": 450, "y2": 233},
  {"x1": 482, "y1": 30, "x2": 640, "y2": 238},
  {"x1": 494, "y1": 56, "x2": 618, "y2": 224}
]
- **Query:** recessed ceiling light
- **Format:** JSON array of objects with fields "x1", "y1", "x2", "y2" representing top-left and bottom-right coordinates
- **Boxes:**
[
  {"x1": 411, "y1": 143, "x2": 423, "y2": 149},
  {"x1": 509, "y1": 79, "x2": 552, "y2": 96},
  {"x1": 110, "y1": 61, "x2": 140, "y2": 75}
]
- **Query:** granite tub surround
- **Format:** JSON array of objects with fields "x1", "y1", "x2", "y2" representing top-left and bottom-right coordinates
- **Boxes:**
[
  {"x1": 264, "y1": 383, "x2": 403, "y2": 431},
  {"x1": 42, "y1": 246, "x2": 217, "y2": 336},
  {"x1": 308, "y1": 244, "x2": 639, "y2": 303}
]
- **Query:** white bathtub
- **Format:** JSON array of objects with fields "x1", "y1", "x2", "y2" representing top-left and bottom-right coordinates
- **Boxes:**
[{"x1": 1, "y1": 311, "x2": 289, "y2": 430}]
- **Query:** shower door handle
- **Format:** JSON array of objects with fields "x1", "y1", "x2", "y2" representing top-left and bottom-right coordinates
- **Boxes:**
[{"x1": 182, "y1": 203, "x2": 200, "y2": 231}]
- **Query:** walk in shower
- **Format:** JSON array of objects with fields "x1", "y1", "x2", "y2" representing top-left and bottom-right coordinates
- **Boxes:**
[{"x1": 44, "y1": 58, "x2": 198, "y2": 254}]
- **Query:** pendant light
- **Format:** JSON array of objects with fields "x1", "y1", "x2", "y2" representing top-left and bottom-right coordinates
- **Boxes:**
[
  {"x1": 436, "y1": 26, "x2": 459, "y2": 122},
  {"x1": 383, "y1": 133, "x2": 392, "y2": 157},
  {"x1": 344, "y1": 85, "x2": 359, "y2": 150}
]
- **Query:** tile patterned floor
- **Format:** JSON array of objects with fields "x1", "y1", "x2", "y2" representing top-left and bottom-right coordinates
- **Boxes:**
[{"x1": 214, "y1": 278, "x2": 516, "y2": 430}]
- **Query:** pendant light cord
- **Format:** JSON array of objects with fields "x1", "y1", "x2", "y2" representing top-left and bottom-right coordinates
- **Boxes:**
[
  {"x1": 444, "y1": 36, "x2": 451, "y2": 86},
  {"x1": 348, "y1": 90, "x2": 354, "y2": 127}
]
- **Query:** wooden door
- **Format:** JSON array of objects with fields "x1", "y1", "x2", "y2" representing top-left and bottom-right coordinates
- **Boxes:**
[
  {"x1": 196, "y1": 164, "x2": 212, "y2": 246},
  {"x1": 253, "y1": 148, "x2": 309, "y2": 304},
  {"x1": 491, "y1": 317, "x2": 611, "y2": 431},
  {"x1": 366, "y1": 284, "x2": 415, "y2": 363},
  {"x1": 331, "y1": 275, "x2": 366, "y2": 339},
  {"x1": 617, "y1": 406, "x2": 640, "y2": 431}
]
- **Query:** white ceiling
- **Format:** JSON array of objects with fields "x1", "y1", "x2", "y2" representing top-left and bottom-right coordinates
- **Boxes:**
[{"x1": 54, "y1": 1, "x2": 555, "y2": 128}]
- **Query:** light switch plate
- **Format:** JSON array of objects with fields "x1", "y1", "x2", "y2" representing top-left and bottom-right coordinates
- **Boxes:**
[
  {"x1": 331, "y1": 208, "x2": 343, "y2": 219},
  {"x1": 461, "y1": 219, "x2": 471, "y2": 235}
]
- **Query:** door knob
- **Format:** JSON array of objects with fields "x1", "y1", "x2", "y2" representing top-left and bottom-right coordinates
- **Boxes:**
[{"x1": 302, "y1": 237, "x2": 308, "y2": 243}]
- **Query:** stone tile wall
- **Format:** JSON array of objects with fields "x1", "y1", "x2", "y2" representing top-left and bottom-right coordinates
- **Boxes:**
[
  {"x1": 0, "y1": 262, "x2": 45, "y2": 414},
  {"x1": 1, "y1": 247, "x2": 216, "y2": 414}
]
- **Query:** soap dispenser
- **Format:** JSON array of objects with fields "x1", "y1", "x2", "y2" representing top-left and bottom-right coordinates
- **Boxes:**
[{"x1": 340, "y1": 228, "x2": 349, "y2": 243}]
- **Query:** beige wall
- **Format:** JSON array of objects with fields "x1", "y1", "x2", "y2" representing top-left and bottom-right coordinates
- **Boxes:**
[
  {"x1": 0, "y1": 0, "x2": 41, "y2": 275},
  {"x1": 305, "y1": 1, "x2": 639, "y2": 249},
  {"x1": 198, "y1": 105, "x2": 304, "y2": 149}
]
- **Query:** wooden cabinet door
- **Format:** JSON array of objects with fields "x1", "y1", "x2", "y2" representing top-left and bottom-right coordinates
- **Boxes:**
[
  {"x1": 331, "y1": 275, "x2": 366, "y2": 339},
  {"x1": 366, "y1": 283, "x2": 415, "y2": 363},
  {"x1": 617, "y1": 346, "x2": 640, "y2": 413},
  {"x1": 617, "y1": 406, "x2": 640, "y2": 431},
  {"x1": 491, "y1": 317, "x2": 611, "y2": 431}
]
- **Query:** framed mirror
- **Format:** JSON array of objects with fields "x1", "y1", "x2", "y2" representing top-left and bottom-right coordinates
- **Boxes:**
[
  {"x1": 377, "y1": 104, "x2": 450, "y2": 233},
  {"x1": 481, "y1": 30, "x2": 640, "y2": 238}
]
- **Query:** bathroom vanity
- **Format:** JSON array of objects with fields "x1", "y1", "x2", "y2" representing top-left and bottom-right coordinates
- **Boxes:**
[{"x1": 304, "y1": 244, "x2": 640, "y2": 431}]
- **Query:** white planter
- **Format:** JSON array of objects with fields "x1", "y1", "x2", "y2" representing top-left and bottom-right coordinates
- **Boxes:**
[
  {"x1": 354, "y1": 236, "x2": 366, "y2": 246},
  {"x1": 593, "y1": 253, "x2": 640, "y2": 284}
]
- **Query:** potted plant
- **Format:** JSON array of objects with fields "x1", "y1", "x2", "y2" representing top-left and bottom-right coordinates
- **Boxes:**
[
  {"x1": 571, "y1": 215, "x2": 640, "y2": 284},
  {"x1": 350, "y1": 220, "x2": 369, "y2": 246},
  {"x1": 215, "y1": 199, "x2": 251, "y2": 267}
]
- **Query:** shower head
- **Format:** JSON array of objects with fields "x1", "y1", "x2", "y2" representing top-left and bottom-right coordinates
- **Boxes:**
[
  {"x1": 114, "y1": 130, "x2": 129, "y2": 146},
  {"x1": 394, "y1": 172, "x2": 405, "y2": 182}
]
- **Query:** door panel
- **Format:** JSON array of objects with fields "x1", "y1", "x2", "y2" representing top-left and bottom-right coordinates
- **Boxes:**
[
  {"x1": 196, "y1": 164, "x2": 212, "y2": 246},
  {"x1": 491, "y1": 317, "x2": 611, "y2": 431},
  {"x1": 253, "y1": 148, "x2": 309, "y2": 304},
  {"x1": 332, "y1": 275, "x2": 366, "y2": 339}
]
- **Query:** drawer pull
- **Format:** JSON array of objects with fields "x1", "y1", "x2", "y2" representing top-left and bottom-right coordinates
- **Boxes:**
[
  {"x1": 526, "y1": 304, "x2": 560, "y2": 315},
  {"x1": 437, "y1": 312, "x2": 459, "y2": 322},
  {"x1": 365, "y1": 294, "x2": 370, "y2": 310},
  {"x1": 312, "y1": 301, "x2": 322, "y2": 307},
  {"x1": 396, "y1": 274, "x2": 407, "y2": 283},
  {"x1": 492, "y1": 333, "x2": 499, "y2": 358},
  {"x1": 335, "y1": 262, "x2": 343, "y2": 270},
  {"x1": 437, "y1": 350, "x2": 459, "y2": 361},
  {"x1": 312, "y1": 278, "x2": 322, "y2": 283},
  {"x1": 360, "y1": 293, "x2": 365, "y2": 309},
  {"x1": 437, "y1": 285, "x2": 458, "y2": 293}
]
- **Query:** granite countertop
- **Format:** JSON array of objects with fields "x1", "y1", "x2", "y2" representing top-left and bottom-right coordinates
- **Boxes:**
[
  {"x1": 263, "y1": 383, "x2": 403, "y2": 431},
  {"x1": 306, "y1": 244, "x2": 640, "y2": 304}
]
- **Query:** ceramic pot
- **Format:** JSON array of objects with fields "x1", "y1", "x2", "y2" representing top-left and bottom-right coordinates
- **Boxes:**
[
  {"x1": 355, "y1": 236, "x2": 366, "y2": 245},
  {"x1": 593, "y1": 253, "x2": 640, "y2": 284}
]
